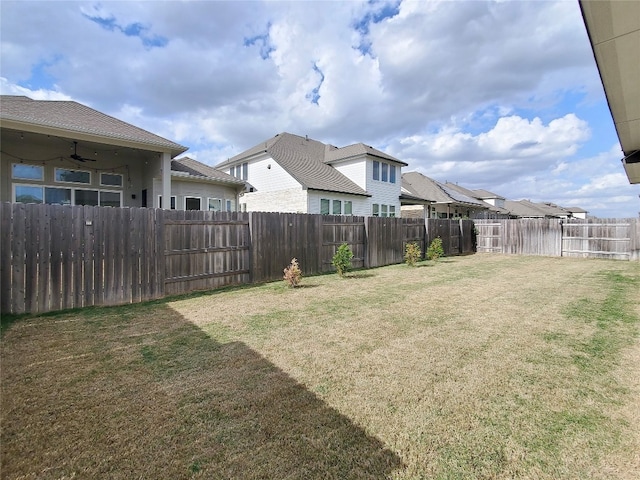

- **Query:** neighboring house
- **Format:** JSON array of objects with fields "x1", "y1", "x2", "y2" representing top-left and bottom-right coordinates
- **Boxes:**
[
  {"x1": 164, "y1": 157, "x2": 245, "y2": 211},
  {"x1": 0, "y1": 95, "x2": 243, "y2": 210},
  {"x1": 444, "y1": 182, "x2": 512, "y2": 218},
  {"x1": 401, "y1": 172, "x2": 491, "y2": 219},
  {"x1": 215, "y1": 132, "x2": 407, "y2": 217},
  {"x1": 563, "y1": 206, "x2": 588, "y2": 219}
]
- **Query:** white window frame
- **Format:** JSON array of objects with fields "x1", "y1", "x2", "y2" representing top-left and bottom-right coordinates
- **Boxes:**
[
  {"x1": 100, "y1": 172, "x2": 123, "y2": 187},
  {"x1": 381, "y1": 204, "x2": 388, "y2": 217},
  {"x1": 344, "y1": 201, "x2": 353, "y2": 215},
  {"x1": 389, "y1": 205, "x2": 396, "y2": 217},
  {"x1": 55, "y1": 167, "x2": 91, "y2": 185},
  {"x1": 332, "y1": 199, "x2": 342, "y2": 215},
  {"x1": 12, "y1": 163, "x2": 44, "y2": 181},
  {"x1": 158, "y1": 195, "x2": 177, "y2": 209},
  {"x1": 320, "y1": 198, "x2": 330, "y2": 215},
  {"x1": 185, "y1": 196, "x2": 202, "y2": 211},
  {"x1": 373, "y1": 161, "x2": 380, "y2": 181},
  {"x1": 99, "y1": 190, "x2": 123, "y2": 208},
  {"x1": 13, "y1": 183, "x2": 44, "y2": 204},
  {"x1": 372, "y1": 203, "x2": 379, "y2": 217},
  {"x1": 208, "y1": 197, "x2": 222, "y2": 212}
]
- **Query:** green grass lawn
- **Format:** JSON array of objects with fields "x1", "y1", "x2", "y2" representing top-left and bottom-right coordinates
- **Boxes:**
[{"x1": 2, "y1": 254, "x2": 639, "y2": 479}]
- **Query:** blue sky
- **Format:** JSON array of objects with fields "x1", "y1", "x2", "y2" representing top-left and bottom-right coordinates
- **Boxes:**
[{"x1": 1, "y1": 0, "x2": 638, "y2": 217}]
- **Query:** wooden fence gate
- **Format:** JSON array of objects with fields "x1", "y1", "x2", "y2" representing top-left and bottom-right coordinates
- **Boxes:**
[{"x1": 163, "y1": 211, "x2": 251, "y2": 296}]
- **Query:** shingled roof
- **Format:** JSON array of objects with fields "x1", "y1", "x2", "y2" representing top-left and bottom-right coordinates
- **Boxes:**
[
  {"x1": 0, "y1": 95, "x2": 187, "y2": 156},
  {"x1": 172, "y1": 157, "x2": 244, "y2": 185},
  {"x1": 218, "y1": 133, "x2": 371, "y2": 197},
  {"x1": 402, "y1": 172, "x2": 488, "y2": 208}
]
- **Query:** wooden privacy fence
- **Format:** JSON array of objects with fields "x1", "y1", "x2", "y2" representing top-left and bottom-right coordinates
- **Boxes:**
[
  {"x1": 1, "y1": 204, "x2": 473, "y2": 315},
  {"x1": 475, "y1": 218, "x2": 640, "y2": 261}
]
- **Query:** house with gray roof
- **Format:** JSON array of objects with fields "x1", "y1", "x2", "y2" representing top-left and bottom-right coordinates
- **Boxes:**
[
  {"x1": 1, "y1": 96, "x2": 243, "y2": 210},
  {"x1": 215, "y1": 132, "x2": 407, "y2": 216},
  {"x1": 401, "y1": 172, "x2": 491, "y2": 219}
]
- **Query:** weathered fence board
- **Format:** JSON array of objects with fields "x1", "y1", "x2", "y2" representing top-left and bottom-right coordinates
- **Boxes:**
[{"x1": 2, "y1": 202, "x2": 637, "y2": 316}]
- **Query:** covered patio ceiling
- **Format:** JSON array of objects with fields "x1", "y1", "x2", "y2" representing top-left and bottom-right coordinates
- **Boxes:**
[{"x1": 580, "y1": 0, "x2": 640, "y2": 183}]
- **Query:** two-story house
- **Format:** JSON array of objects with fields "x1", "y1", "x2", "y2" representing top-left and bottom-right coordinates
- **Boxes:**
[{"x1": 215, "y1": 132, "x2": 407, "y2": 217}]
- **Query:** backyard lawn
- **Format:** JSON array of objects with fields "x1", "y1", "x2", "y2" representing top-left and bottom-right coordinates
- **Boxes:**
[{"x1": 1, "y1": 254, "x2": 639, "y2": 479}]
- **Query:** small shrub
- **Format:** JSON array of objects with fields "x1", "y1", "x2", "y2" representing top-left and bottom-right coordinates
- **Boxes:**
[
  {"x1": 283, "y1": 258, "x2": 302, "y2": 287},
  {"x1": 332, "y1": 243, "x2": 354, "y2": 277},
  {"x1": 427, "y1": 237, "x2": 445, "y2": 261},
  {"x1": 405, "y1": 242, "x2": 422, "y2": 266}
]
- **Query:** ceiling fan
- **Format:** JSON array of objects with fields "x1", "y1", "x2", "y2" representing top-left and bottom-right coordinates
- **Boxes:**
[{"x1": 70, "y1": 141, "x2": 96, "y2": 162}]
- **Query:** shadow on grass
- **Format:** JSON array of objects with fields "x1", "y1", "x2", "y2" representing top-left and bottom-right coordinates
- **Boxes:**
[{"x1": 1, "y1": 305, "x2": 402, "y2": 479}]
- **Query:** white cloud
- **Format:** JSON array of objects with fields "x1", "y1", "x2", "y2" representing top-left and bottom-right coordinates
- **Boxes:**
[{"x1": 1, "y1": 0, "x2": 637, "y2": 217}]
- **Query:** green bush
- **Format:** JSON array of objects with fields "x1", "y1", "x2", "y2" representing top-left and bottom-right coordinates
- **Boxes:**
[
  {"x1": 426, "y1": 237, "x2": 445, "y2": 261},
  {"x1": 283, "y1": 258, "x2": 302, "y2": 287},
  {"x1": 404, "y1": 242, "x2": 422, "y2": 266},
  {"x1": 332, "y1": 243, "x2": 354, "y2": 277}
]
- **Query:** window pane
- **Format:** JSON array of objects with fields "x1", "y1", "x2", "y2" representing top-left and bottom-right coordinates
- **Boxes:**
[
  {"x1": 100, "y1": 191, "x2": 121, "y2": 207},
  {"x1": 226, "y1": 199, "x2": 234, "y2": 211},
  {"x1": 344, "y1": 201, "x2": 352, "y2": 215},
  {"x1": 75, "y1": 189, "x2": 99, "y2": 206},
  {"x1": 208, "y1": 198, "x2": 222, "y2": 211},
  {"x1": 13, "y1": 164, "x2": 43, "y2": 180},
  {"x1": 381, "y1": 204, "x2": 388, "y2": 217},
  {"x1": 185, "y1": 197, "x2": 201, "y2": 210},
  {"x1": 382, "y1": 163, "x2": 388, "y2": 182},
  {"x1": 389, "y1": 165, "x2": 396, "y2": 183},
  {"x1": 389, "y1": 205, "x2": 396, "y2": 217},
  {"x1": 170, "y1": 197, "x2": 176, "y2": 209},
  {"x1": 242, "y1": 163, "x2": 248, "y2": 180},
  {"x1": 372, "y1": 203, "x2": 379, "y2": 217},
  {"x1": 373, "y1": 161, "x2": 380, "y2": 181},
  {"x1": 15, "y1": 185, "x2": 43, "y2": 204},
  {"x1": 56, "y1": 169, "x2": 90, "y2": 184},
  {"x1": 332, "y1": 200, "x2": 341, "y2": 215},
  {"x1": 45, "y1": 187, "x2": 72, "y2": 205},
  {"x1": 320, "y1": 198, "x2": 330, "y2": 215},
  {"x1": 101, "y1": 173, "x2": 123, "y2": 187}
]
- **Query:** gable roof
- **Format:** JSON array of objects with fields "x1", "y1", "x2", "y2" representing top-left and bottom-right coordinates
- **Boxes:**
[
  {"x1": 403, "y1": 172, "x2": 488, "y2": 209},
  {"x1": 0, "y1": 95, "x2": 187, "y2": 156},
  {"x1": 218, "y1": 132, "x2": 371, "y2": 197},
  {"x1": 172, "y1": 157, "x2": 244, "y2": 185},
  {"x1": 324, "y1": 143, "x2": 408, "y2": 166},
  {"x1": 471, "y1": 189, "x2": 505, "y2": 201}
]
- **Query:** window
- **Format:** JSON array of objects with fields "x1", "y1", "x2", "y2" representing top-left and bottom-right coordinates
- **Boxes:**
[
  {"x1": 242, "y1": 162, "x2": 248, "y2": 180},
  {"x1": 320, "y1": 198, "x2": 330, "y2": 215},
  {"x1": 55, "y1": 168, "x2": 91, "y2": 184},
  {"x1": 226, "y1": 199, "x2": 235, "y2": 212},
  {"x1": 372, "y1": 203, "x2": 379, "y2": 217},
  {"x1": 381, "y1": 204, "x2": 388, "y2": 217},
  {"x1": 45, "y1": 187, "x2": 72, "y2": 205},
  {"x1": 389, "y1": 165, "x2": 396, "y2": 184},
  {"x1": 99, "y1": 191, "x2": 121, "y2": 207},
  {"x1": 344, "y1": 201, "x2": 352, "y2": 215},
  {"x1": 389, "y1": 205, "x2": 396, "y2": 217},
  {"x1": 15, "y1": 185, "x2": 43, "y2": 204},
  {"x1": 373, "y1": 161, "x2": 398, "y2": 183},
  {"x1": 100, "y1": 173, "x2": 123, "y2": 187},
  {"x1": 382, "y1": 163, "x2": 388, "y2": 182},
  {"x1": 208, "y1": 198, "x2": 222, "y2": 211},
  {"x1": 13, "y1": 164, "x2": 43, "y2": 180},
  {"x1": 229, "y1": 166, "x2": 235, "y2": 177},
  {"x1": 185, "y1": 197, "x2": 201, "y2": 211},
  {"x1": 333, "y1": 200, "x2": 342, "y2": 215},
  {"x1": 158, "y1": 195, "x2": 176, "y2": 209},
  {"x1": 373, "y1": 161, "x2": 380, "y2": 181},
  {"x1": 75, "y1": 189, "x2": 99, "y2": 206}
]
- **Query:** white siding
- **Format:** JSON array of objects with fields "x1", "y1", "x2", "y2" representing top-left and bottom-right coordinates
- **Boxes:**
[
  {"x1": 153, "y1": 177, "x2": 238, "y2": 210},
  {"x1": 241, "y1": 188, "x2": 308, "y2": 213},
  {"x1": 333, "y1": 158, "x2": 367, "y2": 190},
  {"x1": 366, "y1": 158, "x2": 402, "y2": 215},
  {"x1": 245, "y1": 155, "x2": 301, "y2": 192},
  {"x1": 306, "y1": 191, "x2": 370, "y2": 216}
]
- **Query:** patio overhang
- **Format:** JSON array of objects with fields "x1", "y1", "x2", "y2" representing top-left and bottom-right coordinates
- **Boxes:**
[{"x1": 580, "y1": 0, "x2": 640, "y2": 184}]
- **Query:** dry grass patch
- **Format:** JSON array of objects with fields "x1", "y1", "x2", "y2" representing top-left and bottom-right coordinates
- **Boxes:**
[{"x1": 2, "y1": 255, "x2": 639, "y2": 479}]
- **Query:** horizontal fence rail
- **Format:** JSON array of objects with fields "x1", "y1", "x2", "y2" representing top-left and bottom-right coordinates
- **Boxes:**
[{"x1": 1, "y1": 202, "x2": 637, "y2": 315}]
